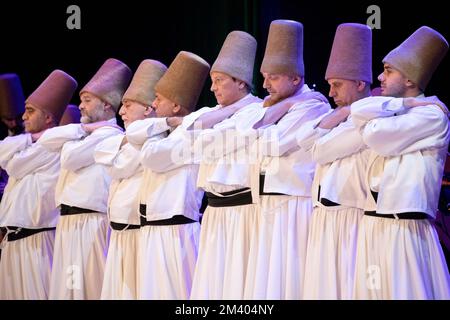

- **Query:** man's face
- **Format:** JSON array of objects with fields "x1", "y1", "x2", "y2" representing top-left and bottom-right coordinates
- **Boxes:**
[
  {"x1": 262, "y1": 72, "x2": 300, "y2": 105},
  {"x1": 119, "y1": 99, "x2": 152, "y2": 128},
  {"x1": 327, "y1": 78, "x2": 361, "y2": 107},
  {"x1": 22, "y1": 103, "x2": 50, "y2": 133},
  {"x1": 210, "y1": 72, "x2": 245, "y2": 107},
  {"x1": 79, "y1": 92, "x2": 108, "y2": 124},
  {"x1": 378, "y1": 63, "x2": 408, "y2": 97},
  {"x1": 151, "y1": 92, "x2": 180, "y2": 117}
]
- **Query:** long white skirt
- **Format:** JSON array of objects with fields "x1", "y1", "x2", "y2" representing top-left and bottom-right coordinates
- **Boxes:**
[
  {"x1": 303, "y1": 205, "x2": 363, "y2": 299},
  {"x1": 49, "y1": 213, "x2": 109, "y2": 300},
  {"x1": 244, "y1": 195, "x2": 312, "y2": 300},
  {"x1": 0, "y1": 229, "x2": 55, "y2": 299},
  {"x1": 353, "y1": 215, "x2": 450, "y2": 299},
  {"x1": 139, "y1": 222, "x2": 200, "y2": 300},
  {"x1": 101, "y1": 228, "x2": 140, "y2": 300},
  {"x1": 190, "y1": 203, "x2": 259, "y2": 300}
]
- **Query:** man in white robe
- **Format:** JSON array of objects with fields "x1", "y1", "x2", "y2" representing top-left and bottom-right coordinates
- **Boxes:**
[
  {"x1": 351, "y1": 26, "x2": 450, "y2": 299},
  {"x1": 0, "y1": 70, "x2": 77, "y2": 299},
  {"x1": 39, "y1": 58, "x2": 132, "y2": 300},
  {"x1": 94, "y1": 59, "x2": 167, "y2": 299},
  {"x1": 241, "y1": 19, "x2": 330, "y2": 300},
  {"x1": 126, "y1": 51, "x2": 211, "y2": 299},
  {"x1": 299, "y1": 23, "x2": 373, "y2": 299}
]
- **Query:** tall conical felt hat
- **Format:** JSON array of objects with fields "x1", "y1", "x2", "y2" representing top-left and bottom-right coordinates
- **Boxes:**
[
  {"x1": 80, "y1": 58, "x2": 132, "y2": 111},
  {"x1": 383, "y1": 26, "x2": 448, "y2": 90},
  {"x1": 211, "y1": 30, "x2": 257, "y2": 86},
  {"x1": 59, "y1": 104, "x2": 81, "y2": 125},
  {"x1": 154, "y1": 51, "x2": 210, "y2": 111},
  {"x1": 0, "y1": 73, "x2": 25, "y2": 119},
  {"x1": 123, "y1": 59, "x2": 167, "y2": 106},
  {"x1": 260, "y1": 19, "x2": 304, "y2": 76},
  {"x1": 26, "y1": 70, "x2": 78, "y2": 124},
  {"x1": 325, "y1": 23, "x2": 372, "y2": 83}
]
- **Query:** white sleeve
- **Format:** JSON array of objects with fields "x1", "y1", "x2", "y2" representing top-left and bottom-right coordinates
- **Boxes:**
[
  {"x1": 140, "y1": 128, "x2": 194, "y2": 172},
  {"x1": 126, "y1": 117, "x2": 171, "y2": 148},
  {"x1": 193, "y1": 107, "x2": 266, "y2": 160},
  {"x1": 311, "y1": 117, "x2": 367, "y2": 165},
  {"x1": 60, "y1": 126, "x2": 123, "y2": 171},
  {"x1": 361, "y1": 105, "x2": 449, "y2": 156},
  {"x1": 0, "y1": 134, "x2": 57, "y2": 179},
  {"x1": 5, "y1": 143, "x2": 59, "y2": 179},
  {"x1": 37, "y1": 124, "x2": 88, "y2": 152},
  {"x1": 259, "y1": 101, "x2": 330, "y2": 156},
  {"x1": 296, "y1": 111, "x2": 332, "y2": 152},
  {"x1": 0, "y1": 134, "x2": 32, "y2": 169},
  {"x1": 94, "y1": 134, "x2": 142, "y2": 180},
  {"x1": 351, "y1": 96, "x2": 403, "y2": 129}
]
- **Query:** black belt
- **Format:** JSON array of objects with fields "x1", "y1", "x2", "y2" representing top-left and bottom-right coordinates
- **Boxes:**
[
  {"x1": 205, "y1": 188, "x2": 253, "y2": 207},
  {"x1": 317, "y1": 185, "x2": 341, "y2": 206},
  {"x1": 364, "y1": 211, "x2": 428, "y2": 220},
  {"x1": 110, "y1": 221, "x2": 140, "y2": 231},
  {"x1": 60, "y1": 204, "x2": 100, "y2": 216},
  {"x1": 320, "y1": 198, "x2": 341, "y2": 207},
  {"x1": 139, "y1": 204, "x2": 196, "y2": 226},
  {"x1": 366, "y1": 190, "x2": 428, "y2": 219},
  {"x1": 6, "y1": 226, "x2": 56, "y2": 242},
  {"x1": 259, "y1": 174, "x2": 287, "y2": 196}
]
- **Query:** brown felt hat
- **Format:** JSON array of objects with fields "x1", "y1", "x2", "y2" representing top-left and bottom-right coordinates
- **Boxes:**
[
  {"x1": 260, "y1": 19, "x2": 304, "y2": 76},
  {"x1": 383, "y1": 26, "x2": 448, "y2": 90},
  {"x1": 80, "y1": 58, "x2": 132, "y2": 111},
  {"x1": 0, "y1": 73, "x2": 25, "y2": 119},
  {"x1": 154, "y1": 51, "x2": 210, "y2": 111},
  {"x1": 325, "y1": 23, "x2": 372, "y2": 83},
  {"x1": 26, "y1": 70, "x2": 78, "y2": 124},
  {"x1": 211, "y1": 31, "x2": 257, "y2": 86},
  {"x1": 123, "y1": 59, "x2": 167, "y2": 106},
  {"x1": 59, "y1": 104, "x2": 81, "y2": 125}
]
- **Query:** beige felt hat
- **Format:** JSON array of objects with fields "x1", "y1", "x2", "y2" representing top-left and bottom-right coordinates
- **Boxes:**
[
  {"x1": 123, "y1": 59, "x2": 167, "y2": 106},
  {"x1": 154, "y1": 51, "x2": 210, "y2": 111},
  {"x1": 0, "y1": 73, "x2": 25, "y2": 119},
  {"x1": 383, "y1": 26, "x2": 448, "y2": 90},
  {"x1": 80, "y1": 58, "x2": 132, "y2": 111},
  {"x1": 325, "y1": 23, "x2": 372, "y2": 83},
  {"x1": 26, "y1": 70, "x2": 78, "y2": 124},
  {"x1": 260, "y1": 19, "x2": 304, "y2": 76},
  {"x1": 211, "y1": 30, "x2": 257, "y2": 86}
]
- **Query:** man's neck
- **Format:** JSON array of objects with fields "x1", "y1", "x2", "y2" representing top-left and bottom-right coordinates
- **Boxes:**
[
  {"x1": 221, "y1": 92, "x2": 250, "y2": 108},
  {"x1": 402, "y1": 88, "x2": 422, "y2": 98}
]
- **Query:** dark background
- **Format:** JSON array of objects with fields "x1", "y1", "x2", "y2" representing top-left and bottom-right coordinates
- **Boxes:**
[{"x1": 1, "y1": 0, "x2": 449, "y2": 112}]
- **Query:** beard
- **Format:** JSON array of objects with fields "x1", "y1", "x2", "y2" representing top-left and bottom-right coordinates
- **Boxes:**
[
  {"x1": 80, "y1": 108, "x2": 108, "y2": 124},
  {"x1": 381, "y1": 83, "x2": 407, "y2": 98},
  {"x1": 80, "y1": 115, "x2": 91, "y2": 124},
  {"x1": 263, "y1": 93, "x2": 288, "y2": 107}
]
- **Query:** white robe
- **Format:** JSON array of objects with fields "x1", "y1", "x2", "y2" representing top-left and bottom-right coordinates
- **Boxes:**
[
  {"x1": 94, "y1": 123, "x2": 168, "y2": 299},
  {"x1": 0, "y1": 133, "x2": 61, "y2": 299},
  {"x1": 191, "y1": 98, "x2": 264, "y2": 300},
  {"x1": 127, "y1": 108, "x2": 216, "y2": 299},
  {"x1": 38, "y1": 119, "x2": 123, "y2": 300},
  {"x1": 298, "y1": 114, "x2": 370, "y2": 299},
  {"x1": 244, "y1": 85, "x2": 331, "y2": 300},
  {"x1": 351, "y1": 96, "x2": 450, "y2": 299}
]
